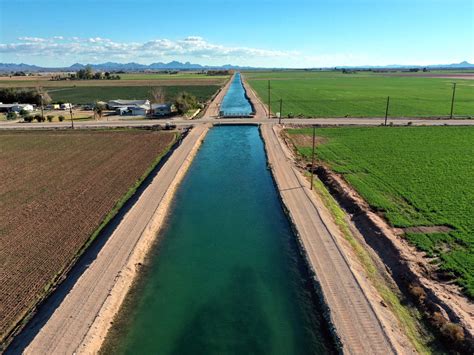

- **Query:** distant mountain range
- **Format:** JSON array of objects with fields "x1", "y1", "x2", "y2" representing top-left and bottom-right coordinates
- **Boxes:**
[
  {"x1": 0, "y1": 61, "x2": 258, "y2": 73},
  {"x1": 0, "y1": 61, "x2": 473, "y2": 73}
]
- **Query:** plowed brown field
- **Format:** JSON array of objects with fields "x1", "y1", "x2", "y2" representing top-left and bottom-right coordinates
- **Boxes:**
[{"x1": 0, "y1": 129, "x2": 176, "y2": 344}]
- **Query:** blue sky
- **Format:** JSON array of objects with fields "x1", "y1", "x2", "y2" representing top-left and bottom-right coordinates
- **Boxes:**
[{"x1": 0, "y1": 0, "x2": 473, "y2": 67}]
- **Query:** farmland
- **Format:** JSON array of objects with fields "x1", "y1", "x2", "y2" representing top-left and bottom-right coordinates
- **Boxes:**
[
  {"x1": 0, "y1": 72, "x2": 229, "y2": 88},
  {"x1": 0, "y1": 72, "x2": 227, "y2": 105},
  {"x1": 0, "y1": 129, "x2": 177, "y2": 345},
  {"x1": 245, "y1": 71, "x2": 474, "y2": 118},
  {"x1": 47, "y1": 85, "x2": 220, "y2": 104},
  {"x1": 285, "y1": 126, "x2": 474, "y2": 298},
  {"x1": 118, "y1": 72, "x2": 229, "y2": 81}
]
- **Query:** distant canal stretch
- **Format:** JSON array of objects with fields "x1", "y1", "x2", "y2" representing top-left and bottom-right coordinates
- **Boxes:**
[{"x1": 220, "y1": 73, "x2": 253, "y2": 117}]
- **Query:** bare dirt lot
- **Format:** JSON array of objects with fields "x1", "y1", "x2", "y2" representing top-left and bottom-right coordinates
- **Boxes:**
[{"x1": 0, "y1": 129, "x2": 176, "y2": 345}]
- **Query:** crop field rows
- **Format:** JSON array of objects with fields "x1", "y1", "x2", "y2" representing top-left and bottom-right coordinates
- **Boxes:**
[
  {"x1": 245, "y1": 71, "x2": 474, "y2": 118},
  {"x1": 0, "y1": 130, "x2": 176, "y2": 343},
  {"x1": 285, "y1": 126, "x2": 474, "y2": 298}
]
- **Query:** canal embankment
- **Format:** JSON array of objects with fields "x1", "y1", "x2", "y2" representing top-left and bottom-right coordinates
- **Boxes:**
[
  {"x1": 202, "y1": 74, "x2": 234, "y2": 118},
  {"x1": 79, "y1": 123, "x2": 211, "y2": 353},
  {"x1": 260, "y1": 123, "x2": 399, "y2": 354},
  {"x1": 241, "y1": 73, "x2": 270, "y2": 119}
]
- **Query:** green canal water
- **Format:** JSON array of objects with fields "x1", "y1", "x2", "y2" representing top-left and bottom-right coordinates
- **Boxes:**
[{"x1": 103, "y1": 126, "x2": 336, "y2": 355}]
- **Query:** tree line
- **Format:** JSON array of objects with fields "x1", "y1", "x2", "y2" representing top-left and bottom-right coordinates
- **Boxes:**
[
  {"x1": 0, "y1": 88, "x2": 51, "y2": 105},
  {"x1": 70, "y1": 65, "x2": 120, "y2": 80}
]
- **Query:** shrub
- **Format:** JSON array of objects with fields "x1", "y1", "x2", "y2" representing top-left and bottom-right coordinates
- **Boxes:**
[
  {"x1": 174, "y1": 92, "x2": 198, "y2": 115},
  {"x1": 6, "y1": 112, "x2": 17, "y2": 120},
  {"x1": 46, "y1": 115, "x2": 54, "y2": 122},
  {"x1": 34, "y1": 114, "x2": 44, "y2": 122},
  {"x1": 23, "y1": 115, "x2": 33, "y2": 123},
  {"x1": 441, "y1": 322, "x2": 465, "y2": 343},
  {"x1": 408, "y1": 283, "x2": 427, "y2": 304},
  {"x1": 58, "y1": 115, "x2": 65, "y2": 122}
]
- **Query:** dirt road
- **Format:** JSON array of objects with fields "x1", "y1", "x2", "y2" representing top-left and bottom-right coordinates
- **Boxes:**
[
  {"x1": 3, "y1": 117, "x2": 473, "y2": 130},
  {"x1": 261, "y1": 124, "x2": 396, "y2": 354},
  {"x1": 241, "y1": 74, "x2": 268, "y2": 118}
]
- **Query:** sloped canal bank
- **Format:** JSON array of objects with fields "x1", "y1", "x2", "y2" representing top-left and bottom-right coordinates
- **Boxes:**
[{"x1": 102, "y1": 126, "x2": 337, "y2": 354}]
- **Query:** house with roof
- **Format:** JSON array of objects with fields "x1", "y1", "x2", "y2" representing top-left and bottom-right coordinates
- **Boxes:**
[
  {"x1": 151, "y1": 103, "x2": 172, "y2": 117},
  {"x1": 107, "y1": 99, "x2": 150, "y2": 110}
]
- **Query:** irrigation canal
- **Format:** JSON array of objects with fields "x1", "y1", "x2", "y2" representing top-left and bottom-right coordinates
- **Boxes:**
[
  {"x1": 103, "y1": 126, "x2": 337, "y2": 354},
  {"x1": 102, "y1": 74, "x2": 337, "y2": 354},
  {"x1": 219, "y1": 72, "x2": 254, "y2": 117}
]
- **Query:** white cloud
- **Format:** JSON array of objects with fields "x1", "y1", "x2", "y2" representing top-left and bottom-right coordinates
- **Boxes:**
[
  {"x1": 0, "y1": 36, "x2": 296, "y2": 66},
  {"x1": 17, "y1": 37, "x2": 47, "y2": 43}
]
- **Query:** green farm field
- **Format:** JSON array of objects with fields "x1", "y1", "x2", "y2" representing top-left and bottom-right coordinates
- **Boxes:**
[
  {"x1": 286, "y1": 126, "x2": 474, "y2": 298},
  {"x1": 245, "y1": 71, "x2": 474, "y2": 118},
  {"x1": 47, "y1": 85, "x2": 220, "y2": 104}
]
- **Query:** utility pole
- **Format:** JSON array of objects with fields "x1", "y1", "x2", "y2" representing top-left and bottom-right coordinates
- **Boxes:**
[
  {"x1": 40, "y1": 94, "x2": 44, "y2": 121},
  {"x1": 149, "y1": 86, "x2": 153, "y2": 118},
  {"x1": 384, "y1": 96, "x2": 390, "y2": 126},
  {"x1": 279, "y1": 98, "x2": 283, "y2": 125},
  {"x1": 450, "y1": 83, "x2": 456, "y2": 119},
  {"x1": 310, "y1": 125, "x2": 316, "y2": 190},
  {"x1": 267, "y1": 80, "x2": 271, "y2": 119},
  {"x1": 69, "y1": 105, "x2": 74, "y2": 129}
]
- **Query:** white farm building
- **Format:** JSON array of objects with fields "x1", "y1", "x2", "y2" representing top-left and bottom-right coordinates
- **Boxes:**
[{"x1": 0, "y1": 103, "x2": 34, "y2": 113}]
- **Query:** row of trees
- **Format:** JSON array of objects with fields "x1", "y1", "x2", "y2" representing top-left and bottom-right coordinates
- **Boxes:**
[
  {"x1": 71, "y1": 65, "x2": 120, "y2": 80},
  {"x1": 0, "y1": 88, "x2": 51, "y2": 106}
]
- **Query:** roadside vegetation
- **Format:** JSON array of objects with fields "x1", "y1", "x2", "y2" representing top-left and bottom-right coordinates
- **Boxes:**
[
  {"x1": 286, "y1": 126, "x2": 474, "y2": 299},
  {"x1": 0, "y1": 129, "x2": 177, "y2": 347},
  {"x1": 246, "y1": 71, "x2": 474, "y2": 117}
]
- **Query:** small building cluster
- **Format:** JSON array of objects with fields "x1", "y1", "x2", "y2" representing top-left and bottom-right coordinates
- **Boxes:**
[
  {"x1": 0, "y1": 102, "x2": 73, "y2": 113},
  {"x1": 0, "y1": 103, "x2": 34, "y2": 113},
  {"x1": 107, "y1": 99, "x2": 172, "y2": 117}
]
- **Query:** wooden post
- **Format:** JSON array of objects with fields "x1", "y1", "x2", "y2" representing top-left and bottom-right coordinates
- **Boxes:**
[
  {"x1": 310, "y1": 125, "x2": 316, "y2": 190},
  {"x1": 384, "y1": 96, "x2": 390, "y2": 126},
  {"x1": 40, "y1": 94, "x2": 44, "y2": 121},
  {"x1": 69, "y1": 106, "x2": 74, "y2": 129},
  {"x1": 450, "y1": 83, "x2": 456, "y2": 119}
]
